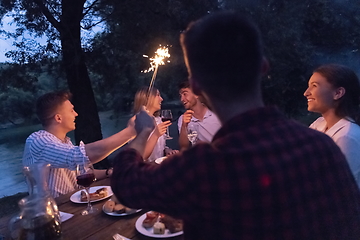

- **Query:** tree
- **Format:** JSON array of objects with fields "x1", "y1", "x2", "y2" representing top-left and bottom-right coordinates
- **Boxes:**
[
  {"x1": 0, "y1": 0, "x2": 114, "y2": 169},
  {"x1": 0, "y1": 0, "x2": 104, "y2": 148},
  {"x1": 86, "y1": 0, "x2": 219, "y2": 113}
]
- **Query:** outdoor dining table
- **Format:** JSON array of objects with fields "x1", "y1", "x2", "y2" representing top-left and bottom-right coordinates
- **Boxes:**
[{"x1": 0, "y1": 178, "x2": 184, "y2": 240}]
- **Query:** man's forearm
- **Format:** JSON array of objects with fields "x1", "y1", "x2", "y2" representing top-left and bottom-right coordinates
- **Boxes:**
[
  {"x1": 128, "y1": 129, "x2": 153, "y2": 156},
  {"x1": 85, "y1": 127, "x2": 135, "y2": 163}
]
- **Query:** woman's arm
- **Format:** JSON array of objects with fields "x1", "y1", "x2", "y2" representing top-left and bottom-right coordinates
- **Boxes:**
[{"x1": 143, "y1": 121, "x2": 171, "y2": 159}]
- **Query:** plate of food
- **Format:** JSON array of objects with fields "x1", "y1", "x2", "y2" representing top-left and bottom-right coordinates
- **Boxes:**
[
  {"x1": 135, "y1": 211, "x2": 183, "y2": 238},
  {"x1": 70, "y1": 186, "x2": 113, "y2": 203},
  {"x1": 103, "y1": 196, "x2": 142, "y2": 216}
]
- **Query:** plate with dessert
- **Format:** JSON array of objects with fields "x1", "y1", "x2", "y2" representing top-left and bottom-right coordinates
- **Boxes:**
[
  {"x1": 103, "y1": 196, "x2": 142, "y2": 216},
  {"x1": 135, "y1": 211, "x2": 183, "y2": 238},
  {"x1": 70, "y1": 186, "x2": 113, "y2": 203}
]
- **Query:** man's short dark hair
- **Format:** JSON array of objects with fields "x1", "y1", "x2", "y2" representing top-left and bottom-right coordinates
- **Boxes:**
[
  {"x1": 36, "y1": 91, "x2": 72, "y2": 127},
  {"x1": 178, "y1": 81, "x2": 190, "y2": 90},
  {"x1": 180, "y1": 11, "x2": 263, "y2": 100}
]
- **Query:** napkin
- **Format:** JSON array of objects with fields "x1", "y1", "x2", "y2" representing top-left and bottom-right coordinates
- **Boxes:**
[
  {"x1": 59, "y1": 211, "x2": 74, "y2": 222},
  {"x1": 113, "y1": 233, "x2": 131, "y2": 240}
]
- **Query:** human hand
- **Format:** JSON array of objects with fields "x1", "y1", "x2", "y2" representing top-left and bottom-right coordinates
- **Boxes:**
[
  {"x1": 182, "y1": 110, "x2": 194, "y2": 126},
  {"x1": 154, "y1": 121, "x2": 171, "y2": 138},
  {"x1": 134, "y1": 106, "x2": 155, "y2": 134},
  {"x1": 127, "y1": 116, "x2": 136, "y2": 136},
  {"x1": 165, "y1": 148, "x2": 179, "y2": 156}
]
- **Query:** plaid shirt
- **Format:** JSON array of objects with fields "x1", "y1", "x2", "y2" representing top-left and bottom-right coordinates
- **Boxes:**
[{"x1": 111, "y1": 107, "x2": 360, "y2": 240}]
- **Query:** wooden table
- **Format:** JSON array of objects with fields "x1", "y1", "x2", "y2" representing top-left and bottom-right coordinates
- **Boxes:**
[{"x1": 0, "y1": 178, "x2": 184, "y2": 240}]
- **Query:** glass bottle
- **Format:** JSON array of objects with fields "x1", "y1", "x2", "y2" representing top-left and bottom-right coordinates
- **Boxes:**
[{"x1": 9, "y1": 163, "x2": 62, "y2": 240}]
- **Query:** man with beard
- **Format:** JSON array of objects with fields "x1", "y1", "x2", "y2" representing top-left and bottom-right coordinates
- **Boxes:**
[{"x1": 178, "y1": 81, "x2": 221, "y2": 150}]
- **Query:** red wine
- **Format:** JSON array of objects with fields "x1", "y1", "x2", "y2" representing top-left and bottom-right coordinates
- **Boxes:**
[
  {"x1": 161, "y1": 117, "x2": 173, "y2": 122},
  {"x1": 77, "y1": 173, "x2": 95, "y2": 187}
]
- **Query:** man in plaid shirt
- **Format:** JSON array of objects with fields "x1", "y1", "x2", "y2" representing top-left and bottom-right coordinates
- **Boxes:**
[{"x1": 111, "y1": 11, "x2": 360, "y2": 239}]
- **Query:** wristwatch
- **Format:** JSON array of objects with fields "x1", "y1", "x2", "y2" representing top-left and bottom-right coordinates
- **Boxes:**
[{"x1": 105, "y1": 167, "x2": 113, "y2": 177}]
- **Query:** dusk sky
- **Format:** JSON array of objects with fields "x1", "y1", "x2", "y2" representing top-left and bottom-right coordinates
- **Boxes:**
[
  {"x1": 0, "y1": 14, "x2": 103, "y2": 63},
  {"x1": 0, "y1": 15, "x2": 14, "y2": 62}
]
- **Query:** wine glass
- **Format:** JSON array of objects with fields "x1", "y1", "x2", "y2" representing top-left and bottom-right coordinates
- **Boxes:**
[
  {"x1": 187, "y1": 122, "x2": 198, "y2": 146},
  {"x1": 76, "y1": 162, "x2": 97, "y2": 215},
  {"x1": 161, "y1": 109, "x2": 173, "y2": 140}
]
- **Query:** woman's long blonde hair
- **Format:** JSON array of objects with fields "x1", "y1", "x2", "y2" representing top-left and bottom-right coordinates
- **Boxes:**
[{"x1": 133, "y1": 86, "x2": 159, "y2": 116}]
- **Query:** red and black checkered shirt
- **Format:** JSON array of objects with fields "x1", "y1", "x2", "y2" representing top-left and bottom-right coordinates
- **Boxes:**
[{"x1": 111, "y1": 107, "x2": 360, "y2": 240}]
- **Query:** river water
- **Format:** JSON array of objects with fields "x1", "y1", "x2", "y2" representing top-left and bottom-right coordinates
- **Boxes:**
[{"x1": 0, "y1": 144, "x2": 28, "y2": 197}]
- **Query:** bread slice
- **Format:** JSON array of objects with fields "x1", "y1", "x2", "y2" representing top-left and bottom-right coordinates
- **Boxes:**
[
  {"x1": 103, "y1": 200, "x2": 115, "y2": 213},
  {"x1": 114, "y1": 203, "x2": 126, "y2": 214}
]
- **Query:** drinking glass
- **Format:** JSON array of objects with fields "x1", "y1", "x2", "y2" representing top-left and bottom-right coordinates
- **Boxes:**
[
  {"x1": 76, "y1": 162, "x2": 97, "y2": 215},
  {"x1": 161, "y1": 109, "x2": 173, "y2": 140},
  {"x1": 187, "y1": 122, "x2": 198, "y2": 146}
]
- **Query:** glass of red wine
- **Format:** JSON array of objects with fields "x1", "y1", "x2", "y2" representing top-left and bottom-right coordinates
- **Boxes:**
[
  {"x1": 76, "y1": 162, "x2": 97, "y2": 215},
  {"x1": 161, "y1": 109, "x2": 173, "y2": 140}
]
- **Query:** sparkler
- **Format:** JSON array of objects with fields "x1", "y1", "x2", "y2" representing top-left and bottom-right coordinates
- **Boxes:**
[{"x1": 142, "y1": 45, "x2": 170, "y2": 106}]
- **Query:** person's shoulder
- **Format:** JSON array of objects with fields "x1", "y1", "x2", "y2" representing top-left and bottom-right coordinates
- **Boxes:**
[
  {"x1": 26, "y1": 130, "x2": 45, "y2": 140},
  {"x1": 282, "y1": 117, "x2": 333, "y2": 142},
  {"x1": 205, "y1": 109, "x2": 221, "y2": 122},
  {"x1": 337, "y1": 120, "x2": 360, "y2": 139},
  {"x1": 309, "y1": 117, "x2": 325, "y2": 128},
  {"x1": 26, "y1": 130, "x2": 56, "y2": 144}
]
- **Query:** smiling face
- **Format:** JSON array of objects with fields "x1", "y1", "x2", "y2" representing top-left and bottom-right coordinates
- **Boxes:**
[
  {"x1": 148, "y1": 90, "x2": 163, "y2": 114},
  {"x1": 179, "y1": 87, "x2": 198, "y2": 110},
  {"x1": 56, "y1": 100, "x2": 78, "y2": 132},
  {"x1": 304, "y1": 72, "x2": 338, "y2": 115}
]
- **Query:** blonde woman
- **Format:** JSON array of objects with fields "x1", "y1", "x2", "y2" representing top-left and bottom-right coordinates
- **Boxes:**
[{"x1": 132, "y1": 87, "x2": 179, "y2": 162}]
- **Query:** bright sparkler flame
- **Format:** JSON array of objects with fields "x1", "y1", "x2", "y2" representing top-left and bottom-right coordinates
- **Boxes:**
[
  {"x1": 142, "y1": 45, "x2": 170, "y2": 73},
  {"x1": 142, "y1": 45, "x2": 171, "y2": 106}
]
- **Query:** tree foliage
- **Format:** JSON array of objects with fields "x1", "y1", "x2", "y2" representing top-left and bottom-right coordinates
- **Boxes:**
[
  {"x1": 224, "y1": 0, "x2": 360, "y2": 117},
  {"x1": 86, "y1": 0, "x2": 219, "y2": 113},
  {"x1": 1, "y1": 0, "x2": 360, "y2": 132},
  {"x1": 0, "y1": 0, "x2": 105, "y2": 150}
]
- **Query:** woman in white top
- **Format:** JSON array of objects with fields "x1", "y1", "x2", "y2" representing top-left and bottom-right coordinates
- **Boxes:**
[
  {"x1": 132, "y1": 87, "x2": 179, "y2": 162},
  {"x1": 304, "y1": 63, "x2": 360, "y2": 188}
]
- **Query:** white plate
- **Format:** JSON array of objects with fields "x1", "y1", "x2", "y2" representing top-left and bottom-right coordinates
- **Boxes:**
[
  {"x1": 155, "y1": 157, "x2": 167, "y2": 164},
  {"x1": 70, "y1": 186, "x2": 113, "y2": 203},
  {"x1": 135, "y1": 212, "x2": 183, "y2": 238},
  {"x1": 102, "y1": 200, "x2": 142, "y2": 216}
]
